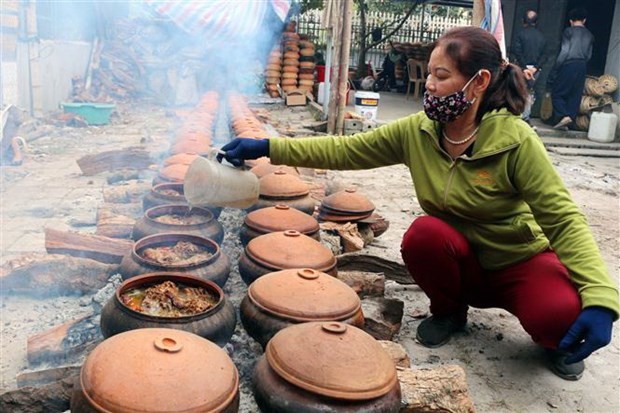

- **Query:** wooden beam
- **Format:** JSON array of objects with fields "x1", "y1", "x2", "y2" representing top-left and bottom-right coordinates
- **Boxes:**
[
  {"x1": 76, "y1": 147, "x2": 154, "y2": 176},
  {"x1": 45, "y1": 227, "x2": 133, "y2": 264}
]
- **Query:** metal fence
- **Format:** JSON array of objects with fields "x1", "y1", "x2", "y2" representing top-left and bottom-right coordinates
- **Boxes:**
[{"x1": 297, "y1": 8, "x2": 471, "y2": 71}]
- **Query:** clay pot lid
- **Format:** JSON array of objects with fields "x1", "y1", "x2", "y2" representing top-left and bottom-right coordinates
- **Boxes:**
[
  {"x1": 244, "y1": 205, "x2": 319, "y2": 234},
  {"x1": 265, "y1": 322, "x2": 397, "y2": 400},
  {"x1": 251, "y1": 162, "x2": 299, "y2": 179},
  {"x1": 163, "y1": 153, "x2": 199, "y2": 166},
  {"x1": 159, "y1": 164, "x2": 188, "y2": 182},
  {"x1": 259, "y1": 170, "x2": 309, "y2": 198},
  {"x1": 246, "y1": 230, "x2": 336, "y2": 271},
  {"x1": 321, "y1": 187, "x2": 375, "y2": 214},
  {"x1": 80, "y1": 328, "x2": 238, "y2": 412},
  {"x1": 247, "y1": 268, "x2": 360, "y2": 321}
]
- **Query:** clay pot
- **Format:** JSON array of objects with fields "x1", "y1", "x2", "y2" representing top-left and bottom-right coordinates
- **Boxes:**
[
  {"x1": 120, "y1": 233, "x2": 230, "y2": 287},
  {"x1": 143, "y1": 183, "x2": 222, "y2": 218},
  {"x1": 153, "y1": 163, "x2": 188, "y2": 185},
  {"x1": 170, "y1": 140, "x2": 211, "y2": 155},
  {"x1": 250, "y1": 163, "x2": 299, "y2": 179},
  {"x1": 132, "y1": 205, "x2": 224, "y2": 244},
  {"x1": 71, "y1": 328, "x2": 239, "y2": 412},
  {"x1": 100, "y1": 273, "x2": 236, "y2": 347},
  {"x1": 163, "y1": 153, "x2": 199, "y2": 167},
  {"x1": 252, "y1": 322, "x2": 401, "y2": 412},
  {"x1": 240, "y1": 268, "x2": 363, "y2": 348},
  {"x1": 248, "y1": 170, "x2": 315, "y2": 215},
  {"x1": 240, "y1": 205, "x2": 320, "y2": 246},
  {"x1": 238, "y1": 230, "x2": 337, "y2": 285},
  {"x1": 322, "y1": 187, "x2": 375, "y2": 214}
]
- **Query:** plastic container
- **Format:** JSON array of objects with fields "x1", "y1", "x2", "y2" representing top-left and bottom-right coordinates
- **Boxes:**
[
  {"x1": 61, "y1": 102, "x2": 115, "y2": 125},
  {"x1": 354, "y1": 91, "x2": 380, "y2": 120},
  {"x1": 588, "y1": 112, "x2": 618, "y2": 143},
  {"x1": 184, "y1": 151, "x2": 260, "y2": 209}
]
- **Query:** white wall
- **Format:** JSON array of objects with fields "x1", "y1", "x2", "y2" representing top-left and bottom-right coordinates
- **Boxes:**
[{"x1": 29, "y1": 39, "x2": 91, "y2": 114}]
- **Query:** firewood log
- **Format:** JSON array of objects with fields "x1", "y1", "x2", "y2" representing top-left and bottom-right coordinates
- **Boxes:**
[{"x1": 45, "y1": 227, "x2": 133, "y2": 264}]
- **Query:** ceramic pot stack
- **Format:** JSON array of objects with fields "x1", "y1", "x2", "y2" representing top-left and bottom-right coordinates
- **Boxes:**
[
  {"x1": 281, "y1": 31, "x2": 301, "y2": 94},
  {"x1": 253, "y1": 322, "x2": 402, "y2": 412},
  {"x1": 250, "y1": 169, "x2": 315, "y2": 215},
  {"x1": 228, "y1": 93, "x2": 270, "y2": 139},
  {"x1": 318, "y1": 187, "x2": 375, "y2": 222},
  {"x1": 71, "y1": 328, "x2": 240, "y2": 412},
  {"x1": 238, "y1": 230, "x2": 337, "y2": 285},
  {"x1": 265, "y1": 46, "x2": 282, "y2": 98},
  {"x1": 240, "y1": 268, "x2": 364, "y2": 348},
  {"x1": 240, "y1": 204, "x2": 320, "y2": 246},
  {"x1": 298, "y1": 39, "x2": 316, "y2": 96}
]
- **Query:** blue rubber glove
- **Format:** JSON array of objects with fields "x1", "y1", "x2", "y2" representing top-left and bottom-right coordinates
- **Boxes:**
[
  {"x1": 216, "y1": 138, "x2": 269, "y2": 167},
  {"x1": 558, "y1": 306, "x2": 615, "y2": 363}
]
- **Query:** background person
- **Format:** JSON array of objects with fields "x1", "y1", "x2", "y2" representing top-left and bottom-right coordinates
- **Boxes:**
[
  {"x1": 547, "y1": 7, "x2": 594, "y2": 130},
  {"x1": 512, "y1": 9, "x2": 546, "y2": 127},
  {"x1": 219, "y1": 26, "x2": 618, "y2": 381}
]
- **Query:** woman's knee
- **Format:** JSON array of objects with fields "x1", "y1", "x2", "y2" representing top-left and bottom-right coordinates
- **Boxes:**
[{"x1": 401, "y1": 216, "x2": 469, "y2": 258}]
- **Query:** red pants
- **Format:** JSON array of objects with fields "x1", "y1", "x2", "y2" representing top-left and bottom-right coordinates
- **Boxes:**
[{"x1": 401, "y1": 216, "x2": 581, "y2": 348}]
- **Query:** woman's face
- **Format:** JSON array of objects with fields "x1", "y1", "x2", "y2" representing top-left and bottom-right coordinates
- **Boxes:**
[{"x1": 425, "y1": 45, "x2": 470, "y2": 97}]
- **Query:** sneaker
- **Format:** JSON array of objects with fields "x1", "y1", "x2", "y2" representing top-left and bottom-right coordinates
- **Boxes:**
[
  {"x1": 545, "y1": 349, "x2": 585, "y2": 381},
  {"x1": 416, "y1": 314, "x2": 467, "y2": 348}
]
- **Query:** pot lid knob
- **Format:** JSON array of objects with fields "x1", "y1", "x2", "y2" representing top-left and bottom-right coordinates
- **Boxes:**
[
  {"x1": 275, "y1": 204, "x2": 290, "y2": 210},
  {"x1": 322, "y1": 322, "x2": 347, "y2": 334},
  {"x1": 274, "y1": 170, "x2": 286, "y2": 175},
  {"x1": 284, "y1": 230, "x2": 301, "y2": 237},
  {"x1": 297, "y1": 268, "x2": 320, "y2": 280},
  {"x1": 154, "y1": 336, "x2": 183, "y2": 353},
  {"x1": 345, "y1": 187, "x2": 357, "y2": 193}
]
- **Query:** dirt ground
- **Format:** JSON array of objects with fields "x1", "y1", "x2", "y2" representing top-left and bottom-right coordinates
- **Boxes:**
[{"x1": 1, "y1": 101, "x2": 619, "y2": 412}]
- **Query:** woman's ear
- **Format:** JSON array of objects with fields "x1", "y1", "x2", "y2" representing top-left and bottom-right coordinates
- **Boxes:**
[{"x1": 473, "y1": 69, "x2": 492, "y2": 96}]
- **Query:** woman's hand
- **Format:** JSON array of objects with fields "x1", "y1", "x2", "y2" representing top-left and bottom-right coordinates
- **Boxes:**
[
  {"x1": 216, "y1": 138, "x2": 269, "y2": 167},
  {"x1": 558, "y1": 306, "x2": 615, "y2": 363}
]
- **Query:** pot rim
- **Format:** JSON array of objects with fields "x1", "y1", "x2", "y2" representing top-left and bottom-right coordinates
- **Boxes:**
[
  {"x1": 132, "y1": 233, "x2": 221, "y2": 269},
  {"x1": 143, "y1": 205, "x2": 216, "y2": 230},
  {"x1": 114, "y1": 272, "x2": 225, "y2": 321},
  {"x1": 151, "y1": 182, "x2": 186, "y2": 201}
]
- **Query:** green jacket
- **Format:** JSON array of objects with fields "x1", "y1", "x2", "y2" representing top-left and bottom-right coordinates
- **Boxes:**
[{"x1": 270, "y1": 109, "x2": 619, "y2": 318}]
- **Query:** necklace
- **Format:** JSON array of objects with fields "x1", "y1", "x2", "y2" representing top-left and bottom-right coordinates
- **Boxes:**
[{"x1": 442, "y1": 126, "x2": 480, "y2": 145}]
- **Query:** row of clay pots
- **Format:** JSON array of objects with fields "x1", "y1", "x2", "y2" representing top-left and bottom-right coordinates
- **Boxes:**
[
  {"x1": 72, "y1": 322, "x2": 401, "y2": 412},
  {"x1": 228, "y1": 93, "x2": 271, "y2": 139}
]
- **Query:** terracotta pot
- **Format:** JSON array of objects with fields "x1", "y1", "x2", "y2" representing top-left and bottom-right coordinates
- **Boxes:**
[
  {"x1": 100, "y1": 273, "x2": 236, "y2": 347},
  {"x1": 322, "y1": 187, "x2": 375, "y2": 215},
  {"x1": 252, "y1": 322, "x2": 401, "y2": 412},
  {"x1": 249, "y1": 195, "x2": 316, "y2": 216},
  {"x1": 120, "y1": 233, "x2": 230, "y2": 287},
  {"x1": 71, "y1": 328, "x2": 239, "y2": 412},
  {"x1": 133, "y1": 205, "x2": 224, "y2": 244},
  {"x1": 163, "y1": 153, "x2": 199, "y2": 167},
  {"x1": 240, "y1": 205, "x2": 320, "y2": 246},
  {"x1": 142, "y1": 183, "x2": 222, "y2": 218},
  {"x1": 250, "y1": 163, "x2": 298, "y2": 179},
  {"x1": 238, "y1": 230, "x2": 337, "y2": 285},
  {"x1": 170, "y1": 140, "x2": 211, "y2": 156},
  {"x1": 259, "y1": 170, "x2": 309, "y2": 198},
  {"x1": 240, "y1": 268, "x2": 363, "y2": 348},
  {"x1": 153, "y1": 163, "x2": 188, "y2": 185}
]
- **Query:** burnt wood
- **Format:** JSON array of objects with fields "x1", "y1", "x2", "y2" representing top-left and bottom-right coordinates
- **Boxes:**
[
  {"x1": 45, "y1": 227, "x2": 133, "y2": 264},
  {"x1": 76, "y1": 147, "x2": 154, "y2": 176},
  {"x1": 336, "y1": 252, "x2": 414, "y2": 285}
]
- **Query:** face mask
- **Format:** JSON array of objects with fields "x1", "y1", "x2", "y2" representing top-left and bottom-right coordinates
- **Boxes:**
[{"x1": 423, "y1": 72, "x2": 480, "y2": 123}]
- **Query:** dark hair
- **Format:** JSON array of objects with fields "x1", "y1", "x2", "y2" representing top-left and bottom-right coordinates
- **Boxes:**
[
  {"x1": 569, "y1": 8, "x2": 587, "y2": 21},
  {"x1": 523, "y1": 10, "x2": 538, "y2": 25},
  {"x1": 431, "y1": 26, "x2": 528, "y2": 122}
]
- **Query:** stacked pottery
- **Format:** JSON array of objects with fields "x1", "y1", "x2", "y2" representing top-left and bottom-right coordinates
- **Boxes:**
[
  {"x1": 281, "y1": 31, "x2": 300, "y2": 94},
  {"x1": 251, "y1": 170, "x2": 315, "y2": 215},
  {"x1": 238, "y1": 230, "x2": 337, "y2": 285},
  {"x1": 229, "y1": 93, "x2": 271, "y2": 139},
  {"x1": 100, "y1": 273, "x2": 236, "y2": 347},
  {"x1": 142, "y1": 182, "x2": 222, "y2": 219},
  {"x1": 252, "y1": 322, "x2": 401, "y2": 412},
  {"x1": 297, "y1": 39, "x2": 315, "y2": 96},
  {"x1": 71, "y1": 328, "x2": 240, "y2": 412},
  {"x1": 119, "y1": 233, "x2": 230, "y2": 287},
  {"x1": 265, "y1": 46, "x2": 282, "y2": 98},
  {"x1": 132, "y1": 205, "x2": 224, "y2": 244},
  {"x1": 240, "y1": 204, "x2": 320, "y2": 246},
  {"x1": 318, "y1": 187, "x2": 375, "y2": 222},
  {"x1": 240, "y1": 268, "x2": 363, "y2": 348}
]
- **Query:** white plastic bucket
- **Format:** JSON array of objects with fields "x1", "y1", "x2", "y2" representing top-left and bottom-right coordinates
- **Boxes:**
[
  {"x1": 183, "y1": 151, "x2": 260, "y2": 209},
  {"x1": 354, "y1": 91, "x2": 380, "y2": 120},
  {"x1": 588, "y1": 112, "x2": 618, "y2": 143}
]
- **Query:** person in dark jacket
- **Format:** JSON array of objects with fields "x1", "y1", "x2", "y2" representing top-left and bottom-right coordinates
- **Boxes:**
[
  {"x1": 548, "y1": 8, "x2": 594, "y2": 130},
  {"x1": 512, "y1": 10, "x2": 546, "y2": 126}
]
